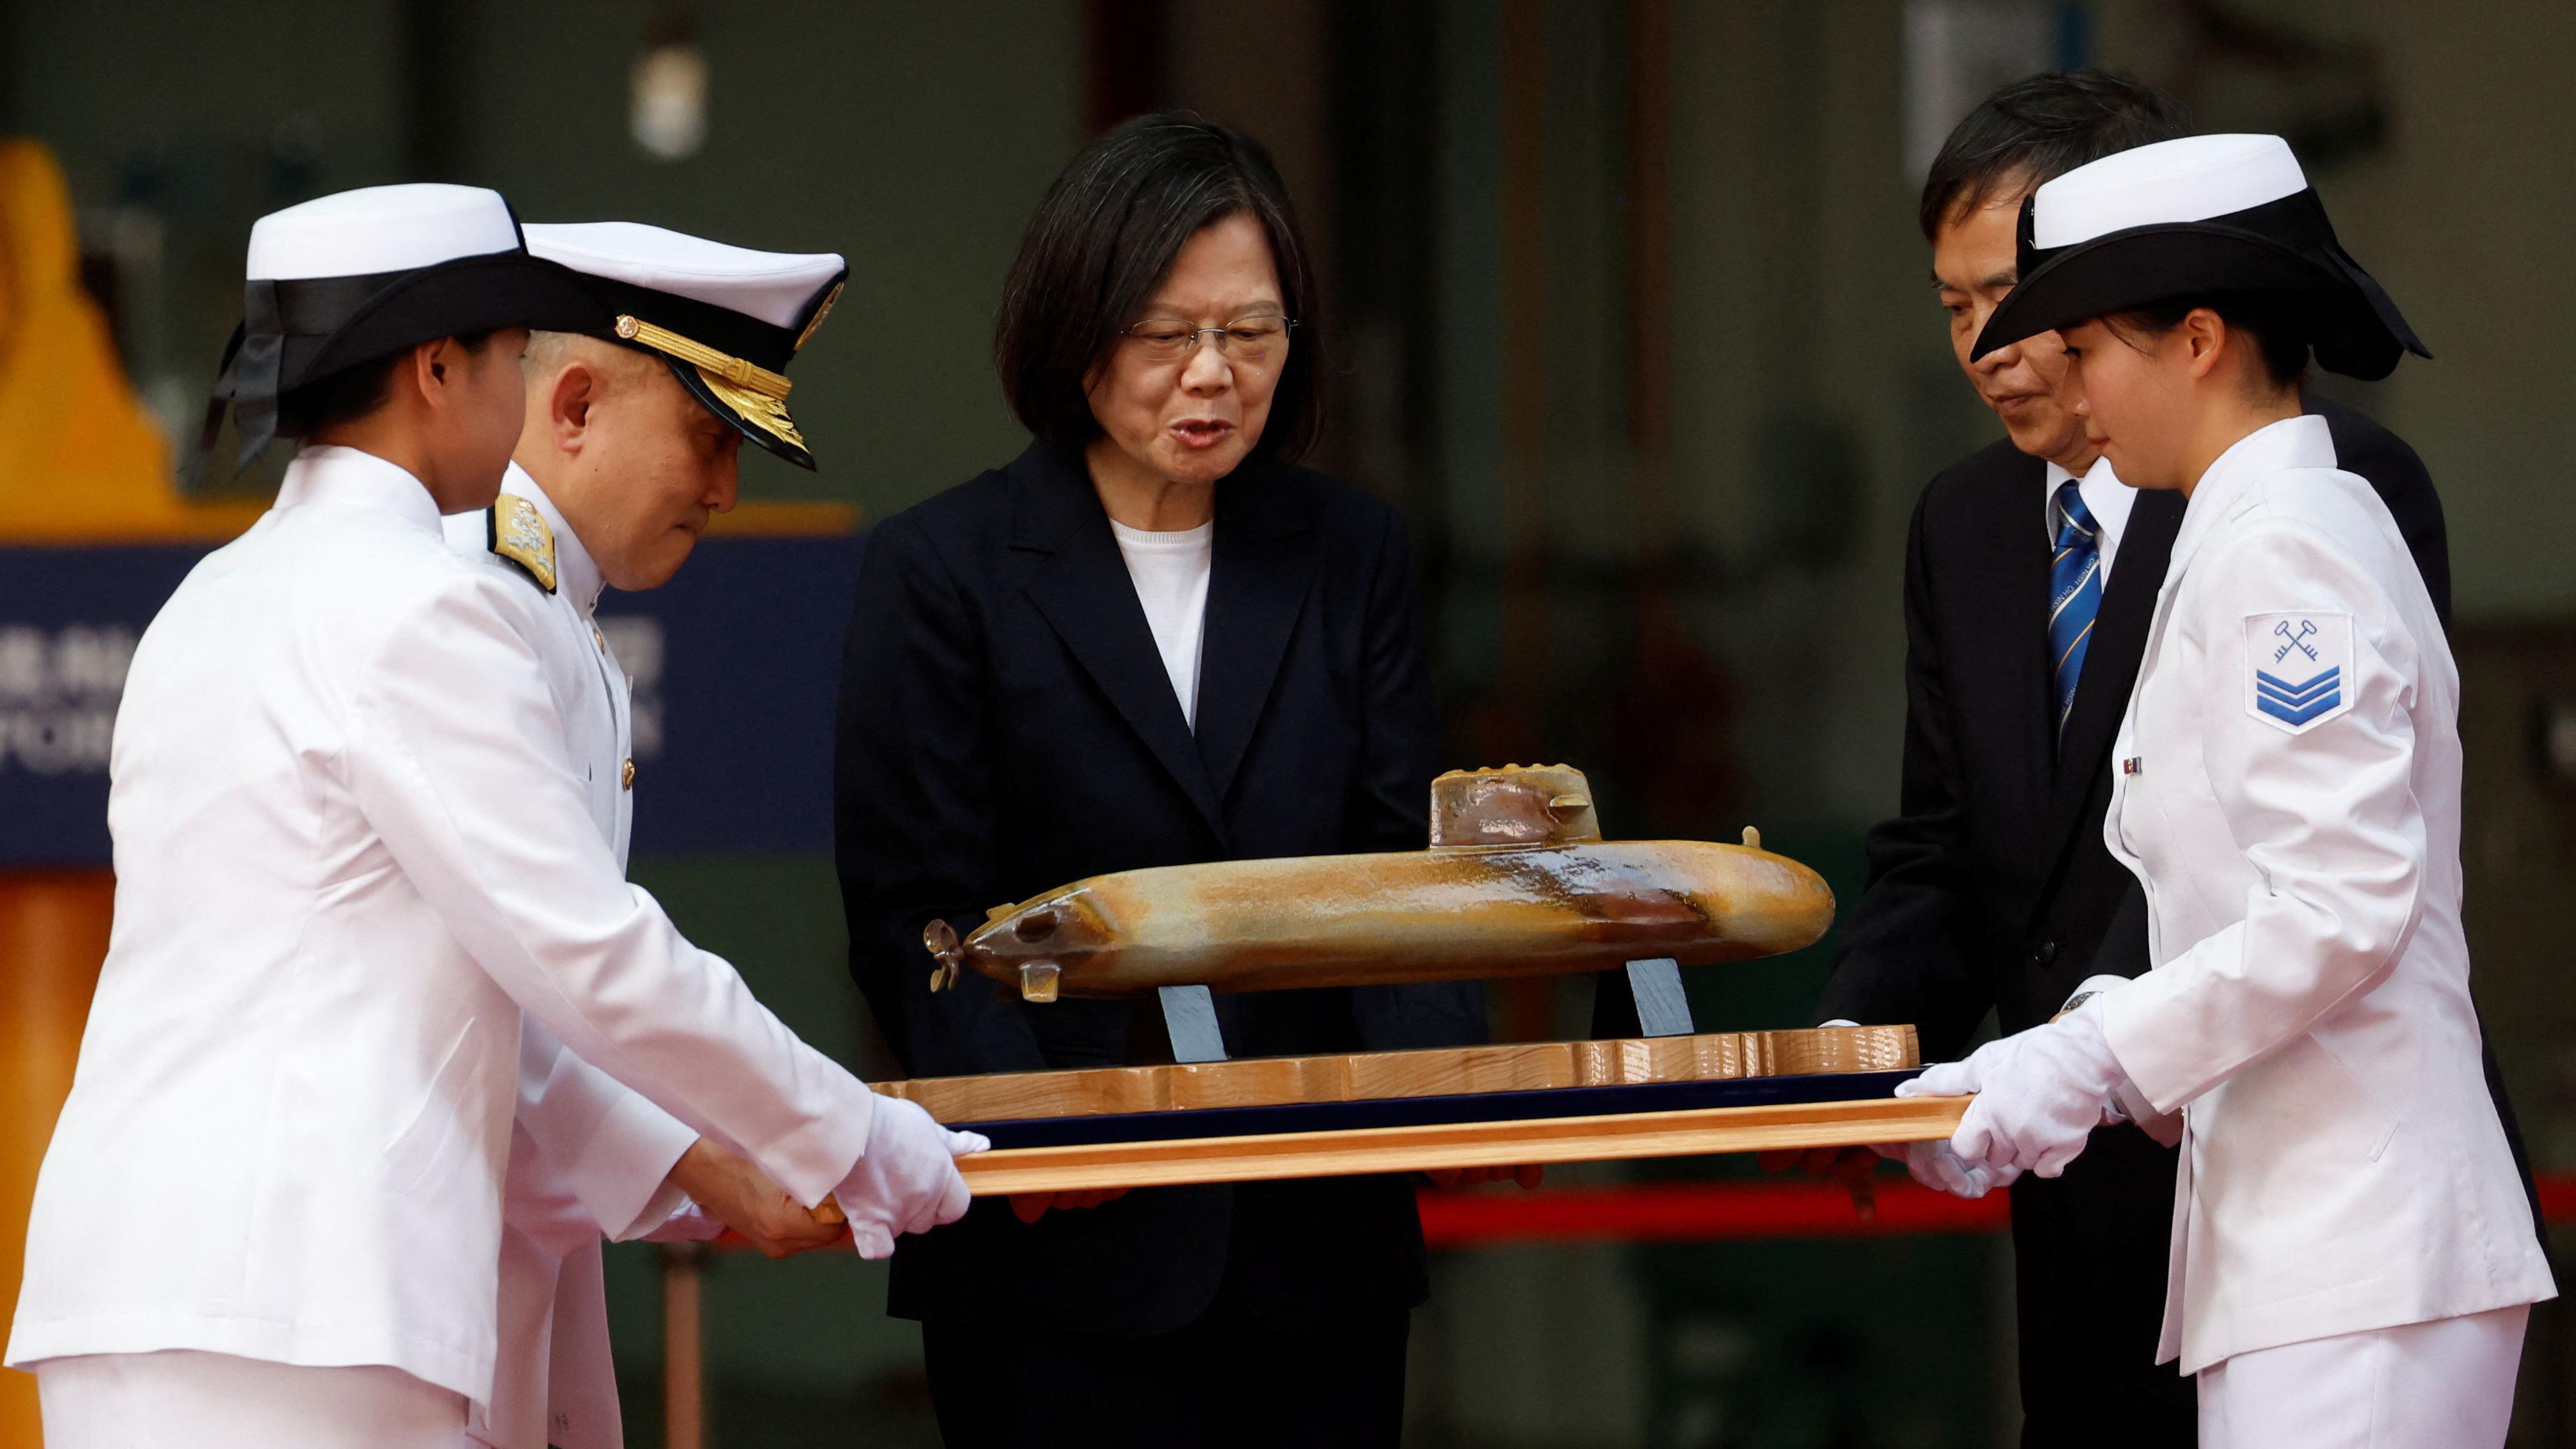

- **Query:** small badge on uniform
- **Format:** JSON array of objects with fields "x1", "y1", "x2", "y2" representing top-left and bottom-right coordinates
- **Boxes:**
[
  {"x1": 2245, "y1": 611, "x2": 2353, "y2": 733},
  {"x1": 489, "y1": 493, "x2": 558, "y2": 594}
]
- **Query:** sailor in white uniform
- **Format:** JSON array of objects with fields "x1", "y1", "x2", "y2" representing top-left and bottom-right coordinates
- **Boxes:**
[
  {"x1": 1900, "y1": 135, "x2": 2555, "y2": 1446},
  {"x1": 5, "y1": 184, "x2": 982, "y2": 1448},
  {"x1": 445, "y1": 221, "x2": 858, "y2": 1449}
]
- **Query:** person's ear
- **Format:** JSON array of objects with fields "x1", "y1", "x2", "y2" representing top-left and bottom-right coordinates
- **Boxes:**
[
  {"x1": 2182, "y1": 308, "x2": 2228, "y2": 382},
  {"x1": 550, "y1": 362, "x2": 599, "y2": 455},
  {"x1": 412, "y1": 336, "x2": 466, "y2": 413},
  {"x1": 394, "y1": 339, "x2": 440, "y2": 414}
]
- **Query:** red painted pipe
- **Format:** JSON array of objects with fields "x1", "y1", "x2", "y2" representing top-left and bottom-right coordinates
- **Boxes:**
[
  {"x1": 1417, "y1": 1172, "x2": 2576, "y2": 1249},
  {"x1": 1415, "y1": 1177, "x2": 2009, "y2": 1247},
  {"x1": 717, "y1": 1174, "x2": 2576, "y2": 1253}
]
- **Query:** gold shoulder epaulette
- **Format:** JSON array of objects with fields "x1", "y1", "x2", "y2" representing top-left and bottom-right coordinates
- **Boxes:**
[{"x1": 488, "y1": 493, "x2": 557, "y2": 594}]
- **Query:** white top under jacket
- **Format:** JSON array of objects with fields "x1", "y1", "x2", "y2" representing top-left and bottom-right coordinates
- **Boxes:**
[
  {"x1": 2098, "y1": 415, "x2": 2555, "y2": 1373},
  {"x1": 7, "y1": 446, "x2": 875, "y2": 1411},
  {"x1": 1109, "y1": 518, "x2": 1213, "y2": 730}
]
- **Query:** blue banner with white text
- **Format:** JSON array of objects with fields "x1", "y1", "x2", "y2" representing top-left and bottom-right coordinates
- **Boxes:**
[{"x1": 0, "y1": 535, "x2": 866, "y2": 865}]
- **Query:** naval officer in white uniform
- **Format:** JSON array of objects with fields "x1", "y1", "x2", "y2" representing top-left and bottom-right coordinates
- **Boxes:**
[
  {"x1": 445, "y1": 221, "x2": 859, "y2": 1449},
  {"x1": 1901, "y1": 135, "x2": 2555, "y2": 1445},
  {"x1": 6, "y1": 184, "x2": 982, "y2": 1447}
]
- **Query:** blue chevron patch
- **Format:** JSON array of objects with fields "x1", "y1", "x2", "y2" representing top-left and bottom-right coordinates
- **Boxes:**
[
  {"x1": 2254, "y1": 666, "x2": 2341, "y2": 725},
  {"x1": 2245, "y1": 612, "x2": 2354, "y2": 733}
]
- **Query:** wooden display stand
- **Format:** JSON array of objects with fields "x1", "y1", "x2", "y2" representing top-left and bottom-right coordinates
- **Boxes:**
[
  {"x1": 949, "y1": 1093, "x2": 1966, "y2": 1195},
  {"x1": 893, "y1": 767, "x2": 1941, "y2": 1193},
  {"x1": 887, "y1": 1027, "x2": 1955, "y2": 1194},
  {"x1": 886, "y1": 1024, "x2": 1920, "y2": 1121}
]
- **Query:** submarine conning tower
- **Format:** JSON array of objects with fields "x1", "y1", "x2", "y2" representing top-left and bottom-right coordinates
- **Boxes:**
[{"x1": 1428, "y1": 764, "x2": 1602, "y2": 848}]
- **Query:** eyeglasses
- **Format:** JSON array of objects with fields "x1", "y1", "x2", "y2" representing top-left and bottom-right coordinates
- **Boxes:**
[{"x1": 1118, "y1": 313, "x2": 1296, "y2": 366}]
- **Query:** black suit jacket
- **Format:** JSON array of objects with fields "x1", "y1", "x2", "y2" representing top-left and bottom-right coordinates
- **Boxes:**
[
  {"x1": 1812, "y1": 397, "x2": 2520, "y2": 1445},
  {"x1": 833, "y1": 438, "x2": 1485, "y2": 1336}
]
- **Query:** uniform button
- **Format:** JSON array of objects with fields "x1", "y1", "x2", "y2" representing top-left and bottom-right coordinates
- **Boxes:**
[
  {"x1": 2034, "y1": 941, "x2": 2058, "y2": 965},
  {"x1": 591, "y1": 623, "x2": 606, "y2": 651},
  {"x1": 621, "y1": 758, "x2": 636, "y2": 790}
]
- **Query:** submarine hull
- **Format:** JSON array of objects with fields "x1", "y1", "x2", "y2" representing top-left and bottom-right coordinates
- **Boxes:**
[{"x1": 960, "y1": 841, "x2": 1834, "y2": 999}]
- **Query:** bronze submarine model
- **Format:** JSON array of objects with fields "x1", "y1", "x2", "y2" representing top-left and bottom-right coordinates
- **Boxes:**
[{"x1": 924, "y1": 765, "x2": 1836, "y2": 1003}]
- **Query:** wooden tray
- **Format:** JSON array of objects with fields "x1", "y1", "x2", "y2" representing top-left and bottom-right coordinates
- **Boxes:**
[
  {"x1": 879, "y1": 1025, "x2": 1936, "y2": 1194},
  {"x1": 951, "y1": 1092, "x2": 1967, "y2": 1194},
  {"x1": 882, "y1": 1024, "x2": 1918, "y2": 1124}
]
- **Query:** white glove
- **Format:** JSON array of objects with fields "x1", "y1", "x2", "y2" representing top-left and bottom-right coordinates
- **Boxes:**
[
  {"x1": 1895, "y1": 996, "x2": 2129, "y2": 1179},
  {"x1": 1825, "y1": 1016, "x2": 2016, "y2": 1198},
  {"x1": 1874, "y1": 1138, "x2": 2020, "y2": 1199},
  {"x1": 832, "y1": 1095, "x2": 989, "y2": 1260}
]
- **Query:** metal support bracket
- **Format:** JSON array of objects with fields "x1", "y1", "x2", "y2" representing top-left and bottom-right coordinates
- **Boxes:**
[
  {"x1": 1624, "y1": 957, "x2": 1695, "y2": 1037},
  {"x1": 1159, "y1": 984, "x2": 1228, "y2": 1063}
]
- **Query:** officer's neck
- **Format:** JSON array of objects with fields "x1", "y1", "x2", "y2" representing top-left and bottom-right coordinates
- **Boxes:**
[
  {"x1": 310, "y1": 402, "x2": 494, "y2": 515},
  {"x1": 2177, "y1": 386, "x2": 2304, "y2": 498},
  {"x1": 512, "y1": 447, "x2": 575, "y2": 527}
]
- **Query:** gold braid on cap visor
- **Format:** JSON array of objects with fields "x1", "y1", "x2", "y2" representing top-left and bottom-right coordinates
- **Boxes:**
[{"x1": 613, "y1": 314, "x2": 806, "y2": 450}]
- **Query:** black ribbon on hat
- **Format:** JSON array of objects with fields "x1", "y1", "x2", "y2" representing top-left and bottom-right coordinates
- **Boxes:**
[
  {"x1": 182, "y1": 269, "x2": 414, "y2": 488},
  {"x1": 180, "y1": 249, "x2": 609, "y2": 488},
  {"x1": 184, "y1": 319, "x2": 256, "y2": 492},
  {"x1": 222, "y1": 282, "x2": 282, "y2": 466},
  {"x1": 2012, "y1": 188, "x2": 2353, "y2": 285},
  {"x1": 1985, "y1": 186, "x2": 2429, "y2": 381}
]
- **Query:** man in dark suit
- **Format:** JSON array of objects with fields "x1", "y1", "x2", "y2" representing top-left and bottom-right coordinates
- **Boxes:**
[{"x1": 1793, "y1": 72, "x2": 2527, "y2": 1447}]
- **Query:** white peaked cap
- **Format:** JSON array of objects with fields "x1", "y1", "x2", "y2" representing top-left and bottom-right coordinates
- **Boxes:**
[
  {"x1": 246, "y1": 183, "x2": 525, "y2": 282},
  {"x1": 519, "y1": 220, "x2": 847, "y2": 468},
  {"x1": 2032, "y1": 134, "x2": 2310, "y2": 249},
  {"x1": 523, "y1": 222, "x2": 844, "y2": 330}
]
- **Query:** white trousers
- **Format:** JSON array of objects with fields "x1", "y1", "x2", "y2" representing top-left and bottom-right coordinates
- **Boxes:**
[
  {"x1": 37, "y1": 1349, "x2": 467, "y2": 1448},
  {"x1": 2198, "y1": 1304, "x2": 2530, "y2": 1449}
]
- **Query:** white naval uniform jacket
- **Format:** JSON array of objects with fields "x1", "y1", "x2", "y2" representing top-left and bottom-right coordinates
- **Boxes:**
[
  {"x1": 445, "y1": 468, "x2": 711, "y2": 1449},
  {"x1": 6, "y1": 446, "x2": 875, "y2": 1414},
  {"x1": 2098, "y1": 415, "x2": 2554, "y2": 1374}
]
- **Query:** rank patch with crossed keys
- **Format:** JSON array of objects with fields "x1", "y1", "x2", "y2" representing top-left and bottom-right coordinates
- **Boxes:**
[{"x1": 2245, "y1": 612, "x2": 2354, "y2": 733}]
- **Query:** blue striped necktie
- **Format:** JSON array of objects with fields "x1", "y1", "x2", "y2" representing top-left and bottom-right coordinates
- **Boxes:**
[{"x1": 2049, "y1": 480, "x2": 2102, "y2": 736}]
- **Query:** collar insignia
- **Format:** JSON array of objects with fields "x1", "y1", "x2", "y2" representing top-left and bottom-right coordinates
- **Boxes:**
[{"x1": 489, "y1": 493, "x2": 558, "y2": 594}]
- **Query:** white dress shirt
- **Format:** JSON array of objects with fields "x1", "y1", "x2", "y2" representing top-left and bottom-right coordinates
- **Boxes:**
[
  {"x1": 2046, "y1": 453, "x2": 2139, "y2": 588},
  {"x1": 8, "y1": 446, "x2": 876, "y2": 1413},
  {"x1": 1110, "y1": 518, "x2": 1213, "y2": 729}
]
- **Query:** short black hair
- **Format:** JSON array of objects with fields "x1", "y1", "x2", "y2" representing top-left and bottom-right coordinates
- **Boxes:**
[
  {"x1": 2104, "y1": 294, "x2": 2312, "y2": 392},
  {"x1": 1920, "y1": 70, "x2": 2194, "y2": 241},
  {"x1": 995, "y1": 112, "x2": 1325, "y2": 464},
  {"x1": 276, "y1": 328, "x2": 502, "y2": 439}
]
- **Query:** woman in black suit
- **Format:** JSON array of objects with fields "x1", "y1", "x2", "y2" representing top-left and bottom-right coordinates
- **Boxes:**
[{"x1": 832, "y1": 114, "x2": 1498, "y2": 1448}]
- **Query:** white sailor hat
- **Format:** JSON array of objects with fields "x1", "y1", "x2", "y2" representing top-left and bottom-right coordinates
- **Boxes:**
[
  {"x1": 1970, "y1": 134, "x2": 2427, "y2": 381},
  {"x1": 195, "y1": 183, "x2": 606, "y2": 478},
  {"x1": 523, "y1": 222, "x2": 847, "y2": 470}
]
